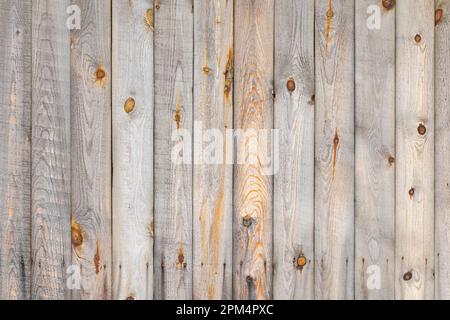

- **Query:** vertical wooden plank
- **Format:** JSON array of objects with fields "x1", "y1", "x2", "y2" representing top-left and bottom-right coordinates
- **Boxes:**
[
  {"x1": 395, "y1": 0, "x2": 434, "y2": 300},
  {"x1": 273, "y1": 0, "x2": 315, "y2": 300},
  {"x1": 192, "y1": 0, "x2": 233, "y2": 300},
  {"x1": 355, "y1": 0, "x2": 395, "y2": 300},
  {"x1": 31, "y1": 0, "x2": 71, "y2": 299},
  {"x1": 314, "y1": 0, "x2": 354, "y2": 300},
  {"x1": 70, "y1": 0, "x2": 111, "y2": 300},
  {"x1": 436, "y1": 0, "x2": 450, "y2": 300},
  {"x1": 233, "y1": 0, "x2": 273, "y2": 300},
  {"x1": 112, "y1": 0, "x2": 154, "y2": 300},
  {"x1": 0, "y1": 0, "x2": 32, "y2": 300},
  {"x1": 154, "y1": 0, "x2": 193, "y2": 300}
]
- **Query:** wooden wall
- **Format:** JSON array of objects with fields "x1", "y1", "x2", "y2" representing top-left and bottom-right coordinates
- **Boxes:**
[{"x1": 0, "y1": 0, "x2": 449, "y2": 300}]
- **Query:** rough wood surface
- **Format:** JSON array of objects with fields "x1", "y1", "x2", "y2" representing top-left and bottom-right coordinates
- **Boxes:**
[
  {"x1": 112, "y1": 0, "x2": 154, "y2": 300},
  {"x1": 153, "y1": 0, "x2": 193, "y2": 300},
  {"x1": 0, "y1": 0, "x2": 32, "y2": 300},
  {"x1": 1, "y1": 0, "x2": 450, "y2": 301},
  {"x1": 31, "y1": 0, "x2": 71, "y2": 300},
  {"x1": 233, "y1": 0, "x2": 274, "y2": 300},
  {"x1": 395, "y1": 0, "x2": 435, "y2": 300},
  {"x1": 273, "y1": 0, "x2": 315, "y2": 300},
  {"x1": 314, "y1": 0, "x2": 355, "y2": 300},
  {"x1": 436, "y1": 0, "x2": 450, "y2": 300},
  {"x1": 70, "y1": 0, "x2": 111, "y2": 300},
  {"x1": 192, "y1": 0, "x2": 233, "y2": 300},
  {"x1": 355, "y1": 0, "x2": 395, "y2": 300}
]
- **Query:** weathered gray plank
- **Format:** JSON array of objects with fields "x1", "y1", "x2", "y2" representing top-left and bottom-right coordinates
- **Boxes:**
[
  {"x1": 436, "y1": 0, "x2": 450, "y2": 300},
  {"x1": 273, "y1": 0, "x2": 315, "y2": 300},
  {"x1": 395, "y1": 0, "x2": 435, "y2": 300},
  {"x1": 314, "y1": 0, "x2": 354, "y2": 300},
  {"x1": 112, "y1": 0, "x2": 154, "y2": 300},
  {"x1": 153, "y1": 0, "x2": 193, "y2": 300},
  {"x1": 0, "y1": 0, "x2": 32, "y2": 300},
  {"x1": 70, "y1": 0, "x2": 111, "y2": 300},
  {"x1": 192, "y1": 0, "x2": 233, "y2": 300},
  {"x1": 233, "y1": 0, "x2": 274, "y2": 300},
  {"x1": 31, "y1": 0, "x2": 71, "y2": 300},
  {"x1": 355, "y1": 0, "x2": 395, "y2": 300}
]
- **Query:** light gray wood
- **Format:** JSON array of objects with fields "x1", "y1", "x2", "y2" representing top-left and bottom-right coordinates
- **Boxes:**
[
  {"x1": 395, "y1": 0, "x2": 435, "y2": 300},
  {"x1": 273, "y1": 0, "x2": 315, "y2": 300},
  {"x1": 153, "y1": 0, "x2": 193, "y2": 300},
  {"x1": 436, "y1": 0, "x2": 450, "y2": 300},
  {"x1": 233, "y1": 0, "x2": 274, "y2": 300},
  {"x1": 70, "y1": 0, "x2": 111, "y2": 300},
  {"x1": 192, "y1": 0, "x2": 233, "y2": 300},
  {"x1": 355, "y1": 0, "x2": 395, "y2": 300},
  {"x1": 314, "y1": 0, "x2": 354, "y2": 300},
  {"x1": 112, "y1": 0, "x2": 154, "y2": 300},
  {"x1": 0, "y1": 0, "x2": 32, "y2": 300},
  {"x1": 31, "y1": 0, "x2": 71, "y2": 300}
]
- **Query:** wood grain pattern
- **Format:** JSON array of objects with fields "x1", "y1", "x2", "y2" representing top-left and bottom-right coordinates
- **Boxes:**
[
  {"x1": 273, "y1": 0, "x2": 315, "y2": 300},
  {"x1": 395, "y1": 0, "x2": 435, "y2": 300},
  {"x1": 113, "y1": 0, "x2": 153, "y2": 300},
  {"x1": 192, "y1": 0, "x2": 233, "y2": 300},
  {"x1": 1, "y1": 0, "x2": 449, "y2": 301},
  {"x1": 0, "y1": 0, "x2": 32, "y2": 300},
  {"x1": 355, "y1": 0, "x2": 395, "y2": 300},
  {"x1": 31, "y1": 0, "x2": 71, "y2": 300},
  {"x1": 436, "y1": 0, "x2": 450, "y2": 300},
  {"x1": 153, "y1": 0, "x2": 193, "y2": 300},
  {"x1": 314, "y1": 0, "x2": 354, "y2": 300},
  {"x1": 112, "y1": 0, "x2": 154, "y2": 300},
  {"x1": 233, "y1": 0, "x2": 273, "y2": 300},
  {"x1": 70, "y1": 0, "x2": 111, "y2": 300}
]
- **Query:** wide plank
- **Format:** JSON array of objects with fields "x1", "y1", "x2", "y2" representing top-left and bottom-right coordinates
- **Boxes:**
[
  {"x1": 314, "y1": 0, "x2": 355, "y2": 300},
  {"x1": 233, "y1": 0, "x2": 274, "y2": 300},
  {"x1": 112, "y1": 0, "x2": 154, "y2": 300},
  {"x1": 31, "y1": 0, "x2": 71, "y2": 300},
  {"x1": 192, "y1": 0, "x2": 233, "y2": 300},
  {"x1": 355, "y1": 0, "x2": 395, "y2": 300},
  {"x1": 153, "y1": 0, "x2": 194, "y2": 300},
  {"x1": 395, "y1": 0, "x2": 435, "y2": 300},
  {"x1": 273, "y1": 0, "x2": 315, "y2": 300},
  {"x1": 0, "y1": 0, "x2": 32, "y2": 300}
]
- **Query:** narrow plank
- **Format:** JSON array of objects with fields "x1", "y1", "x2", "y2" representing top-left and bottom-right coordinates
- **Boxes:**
[
  {"x1": 233, "y1": 0, "x2": 274, "y2": 300},
  {"x1": 436, "y1": 0, "x2": 450, "y2": 300},
  {"x1": 314, "y1": 0, "x2": 355, "y2": 300},
  {"x1": 112, "y1": 0, "x2": 154, "y2": 300},
  {"x1": 31, "y1": 0, "x2": 71, "y2": 299},
  {"x1": 355, "y1": 0, "x2": 395, "y2": 300},
  {"x1": 0, "y1": 0, "x2": 32, "y2": 300},
  {"x1": 395, "y1": 0, "x2": 435, "y2": 300},
  {"x1": 153, "y1": 0, "x2": 193, "y2": 300},
  {"x1": 192, "y1": 0, "x2": 233, "y2": 300},
  {"x1": 70, "y1": 0, "x2": 111, "y2": 300},
  {"x1": 273, "y1": 0, "x2": 315, "y2": 300}
]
